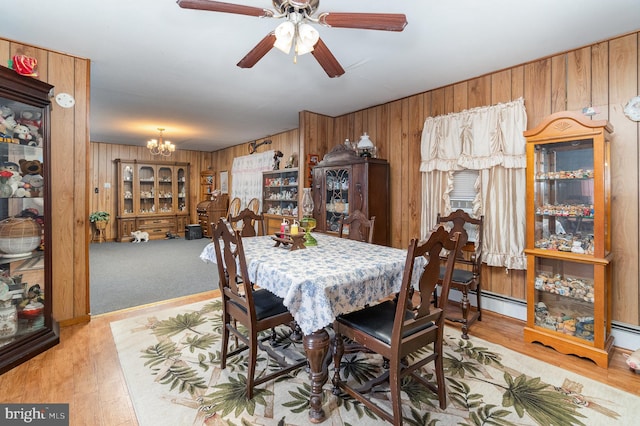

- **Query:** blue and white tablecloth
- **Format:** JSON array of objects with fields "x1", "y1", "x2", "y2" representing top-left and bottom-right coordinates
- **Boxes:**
[{"x1": 200, "y1": 233, "x2": 426, "y2": 335}]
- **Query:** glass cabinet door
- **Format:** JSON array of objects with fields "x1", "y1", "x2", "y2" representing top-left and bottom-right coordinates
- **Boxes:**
[
  {"x1": 262, "y1": 169, "x2": 298, "y2": 216},
  {"x1": 176, "y1": 166, "x2": 187, "y2": 213},
  {"x1": 532, "y1": 256, "x2": 596, "y2": 342},
  {"x1": 138, "y1": 165, "x2": 156, "y2": 214},
  {"x1": 324, "y1": 167, "x2": 349, "y2": 233},
  {"x1": 533, "y1": 139, "x2": 595, "y2": 254},
  {"x1": 0, "y1": 144, "x2": 46, "y2": 344},
  {"x1": 119, "y1": 162, "x2": 134, "y2": 215},
  {"x1": 157, "y1": 166, "x2": 173, "y2": 213}
]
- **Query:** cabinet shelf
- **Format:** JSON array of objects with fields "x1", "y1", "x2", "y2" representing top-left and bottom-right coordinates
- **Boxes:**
[{"x1": 523, "y1": 112, "x2": 613, "y2": 368}]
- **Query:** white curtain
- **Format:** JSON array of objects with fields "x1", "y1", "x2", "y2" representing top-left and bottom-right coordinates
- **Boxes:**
[
  {"x1": 231, "y1": 150, "x2": 274, "y2": 211},
  {"x1": 420, "y1": 98, "x2": 527, "y2": 270}
]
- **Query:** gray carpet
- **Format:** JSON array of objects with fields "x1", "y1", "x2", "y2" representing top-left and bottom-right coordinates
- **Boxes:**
[{"x1": 89, "y1": 237, "x2": 218, "y2": 315}]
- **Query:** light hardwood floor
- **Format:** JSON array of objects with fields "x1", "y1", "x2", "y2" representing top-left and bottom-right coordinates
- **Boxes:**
[{"x1": 1, "y1": 290, "x2": 638, "y2": 426}]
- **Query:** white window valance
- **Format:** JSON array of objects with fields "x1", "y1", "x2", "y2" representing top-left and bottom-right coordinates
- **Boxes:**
[{"x1": 420, "y1": 97, "x2": 527, "y2": 172}]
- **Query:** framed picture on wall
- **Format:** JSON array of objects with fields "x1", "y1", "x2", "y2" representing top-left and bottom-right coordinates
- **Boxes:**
[{"x1": 220, "y1": 170, "x2": 229, "y2": 194}]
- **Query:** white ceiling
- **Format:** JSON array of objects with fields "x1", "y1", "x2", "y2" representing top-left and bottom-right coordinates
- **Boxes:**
[{"x1": 4, "y1": 0, "x2": 640, "y2": 152}]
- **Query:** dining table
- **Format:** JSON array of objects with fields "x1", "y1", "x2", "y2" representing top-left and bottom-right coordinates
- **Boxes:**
[{"x1": 200, "y1": 232, "x2": 426, "y2": 423}]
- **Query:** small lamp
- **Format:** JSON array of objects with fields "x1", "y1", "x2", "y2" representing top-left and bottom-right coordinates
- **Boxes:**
[{"x1": 357, "y1": 132, "x2": 375, "y2": 158}]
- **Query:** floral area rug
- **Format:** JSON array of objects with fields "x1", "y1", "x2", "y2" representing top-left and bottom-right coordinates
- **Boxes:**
[{"x1": 110, "y1": 299, "x2": 639, "y2": 426}]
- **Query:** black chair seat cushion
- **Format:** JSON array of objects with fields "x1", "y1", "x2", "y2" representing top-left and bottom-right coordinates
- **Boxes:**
[
  {"x1": 439, "y1": 265, "x2": 474, "y2": 284},
  {"x1": 336, "y1": 300, "x2": 434, "y2": 345},
  {"x1": 230, "y1": 288, "x2": 289, "y2": 321}
]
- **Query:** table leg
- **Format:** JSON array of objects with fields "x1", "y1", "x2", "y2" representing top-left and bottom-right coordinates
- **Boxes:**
[{"x1": 303, "y1": 328, "x2": 330, "y2": 423}]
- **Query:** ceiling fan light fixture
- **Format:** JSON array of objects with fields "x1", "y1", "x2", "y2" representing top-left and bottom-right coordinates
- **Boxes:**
[
  {"x1": 274, "y1": 21, "x2": 295, "y2": 54},
  {"x1": 295, "y1": 23, "x2": 319, "y2": 55}
]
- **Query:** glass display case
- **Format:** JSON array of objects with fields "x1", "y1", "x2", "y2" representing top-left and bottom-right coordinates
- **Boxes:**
[
  {"x1": 114, "y1": 160, "x2": 190, "y2": 241},
  {"x1": 0, "y1": 65, "x2": 58, "y2": 374},
  {"x1": 311, "y1": 144, "x2": 389, "y2": 246},
  {"x1": 262, "y1": 168, "x2": 298, "y2": 235},
  {"x1": 523, "y1": 111, "x2": 613, "y2": 368}
]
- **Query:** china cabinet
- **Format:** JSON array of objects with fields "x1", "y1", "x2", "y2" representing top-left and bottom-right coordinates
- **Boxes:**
[
  {"x1": 0, "y1": 66, "x2": 58, "y2": 374},
  {"x1": 114, "y1": 159, "x2": 190, "y2": 241},
  {"x1": 523, "y1": 111, "x2": 613, "y2": 368},
  {"x1": 262, "y1": 168, "x2": 299, "y2": 235},
  {"x1": 199, "y1": 170, "x2": 215, "y2": 202},
  {"x1": 311, "y1": 144, "x2": 389, "y2": 246}
]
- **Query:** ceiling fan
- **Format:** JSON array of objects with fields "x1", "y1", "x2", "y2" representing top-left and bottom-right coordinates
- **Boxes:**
[{"x1": 176, "y1": 0, "x2": 407, "y2": 78}]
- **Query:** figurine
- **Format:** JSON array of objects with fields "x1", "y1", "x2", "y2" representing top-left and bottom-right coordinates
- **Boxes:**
[{"x1": 273, "y1": 150, "x2": 283, "y2": 170}]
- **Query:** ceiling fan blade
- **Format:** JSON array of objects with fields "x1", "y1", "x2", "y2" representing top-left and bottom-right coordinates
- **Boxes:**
[
  {"x1": 177, "y1": 0, "x2": 273, "y2": 18},
  {"x1": 237, "y1": 33, "x2": 277, "y2": 69},
  {"x1": 318, "y1": 12, "x2": 408, "y2": 31},
  {"x1": 311, "y1": 38, "x2": 345, "y2": 78}
]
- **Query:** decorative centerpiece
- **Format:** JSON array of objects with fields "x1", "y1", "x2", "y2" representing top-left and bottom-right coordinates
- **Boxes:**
[{"x1": 300, "y1": 187, "x2": 317, "y2": 246}]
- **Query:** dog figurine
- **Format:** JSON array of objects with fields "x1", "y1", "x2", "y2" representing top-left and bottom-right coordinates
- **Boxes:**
[{"x1": 131, "y1": 230, "x2": 149, "y2": 243}]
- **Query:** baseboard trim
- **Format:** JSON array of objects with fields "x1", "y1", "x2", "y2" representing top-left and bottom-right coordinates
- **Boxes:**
[{"x1": 445, "y1": 289, "x2": 640, "y2": 351}]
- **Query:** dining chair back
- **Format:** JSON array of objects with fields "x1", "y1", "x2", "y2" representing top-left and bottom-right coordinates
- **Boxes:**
[
  {"x1": 211, "y1": 218, "x2": 306, "y2": 399},
  {"x1": 226, "y1": 197, "x2": 241, "y2": 221},
  {"x1": 435, "y1": 209, "x2": 484, "y2": 339},
  {"x1": 247, "y1": 197, "x2": 260, "y2": 215},
  {"x1": 229, "y1": 207, "x2": 266, "y2": 237},
  {"x1": 331, "y1": 226, "x2": 460, "y2": 425},
  {"x1": 338, "y1": 209, "x2": 376, "y2": 244}
]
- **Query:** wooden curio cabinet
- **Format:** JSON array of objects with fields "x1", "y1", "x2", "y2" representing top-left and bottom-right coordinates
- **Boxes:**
[
  {"x1": 199, "y1": 170, "x2": 215, "y2": 202},
  {"x1": 523, "y1": 111, "x2": 613, "y2": 368},
  {"x1": 114, "y1": 159, "x2": 189, "y2": 241},
  {"x1": 311, "y1": 144, "x2": 389, "y2": 246},
  {"x1": 0, "y1": 66, "x2": 59, "y2": 374},
  {"x1": 262, "y1": 168, "x2": 299, "y2": 235}
]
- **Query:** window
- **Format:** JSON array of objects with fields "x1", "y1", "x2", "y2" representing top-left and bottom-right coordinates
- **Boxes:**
[{"x1": 450, "y1": 169, "x2": 479, "y2": 242}]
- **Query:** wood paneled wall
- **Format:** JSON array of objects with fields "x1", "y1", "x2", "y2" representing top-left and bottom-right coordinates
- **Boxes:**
[
  {"x1": 208, "y1": 130, "x2": 301, "y2": 195},
  {"x1": 8, "y1": 29, "x2": 638, "y2": 327},
  {"x1": 89, "y1": 142, "x2": 214, "y2": 240},
  {"x1": 214, "y1": 32, "x2": 640, "y2": 326},
  {"x1": 91, "y1": 132, "x2": 301, "y2": 224},
  {"x1": 0, "y1": 38, "x2": 91, "y2": 324}
]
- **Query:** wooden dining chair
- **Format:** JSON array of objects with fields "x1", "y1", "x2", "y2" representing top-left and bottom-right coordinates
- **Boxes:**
[
  {"x1": 226, "y1": 197, "x2": 242, "y2": 227},
  {"x1": 212, "y1": 218, "x2": 306, "y2": 399},
  {"x1": 435, "y1": 209, "x2": 484, "y2": 339},
  {"x1": 229, "y1": 207, "x2": 266, "y2": 237},
  {"x1": 332, "y1": 226, "x2": 461, "y2": 425},
  {"x1": 247, "y1": 197, "x2": 260, "y2": 215},
  {"x1": 338, "y1": 209, "x2": 376, "y2": 244}
]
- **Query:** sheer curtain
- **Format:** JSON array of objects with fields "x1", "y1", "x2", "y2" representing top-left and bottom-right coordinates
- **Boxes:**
[
  {"x1": 231, "y1": 150, "x2": 274, "y2": 211},
  {"x1": 420, "y1": 98, "x2": 527, "y2": 270}
]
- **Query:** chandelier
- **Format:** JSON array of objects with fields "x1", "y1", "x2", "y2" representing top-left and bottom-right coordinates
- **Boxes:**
[
  {"x1": 147, "y1": 128, "x2": 175, "y2": 157},
  {"x1": 273, "y1": 10, "x2": 320, "y2": 63}
]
